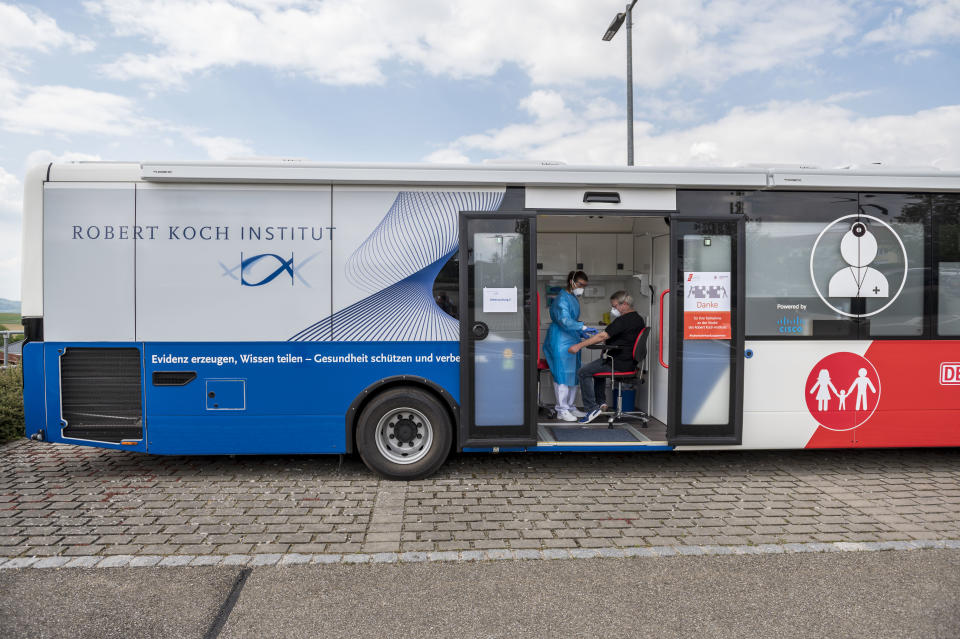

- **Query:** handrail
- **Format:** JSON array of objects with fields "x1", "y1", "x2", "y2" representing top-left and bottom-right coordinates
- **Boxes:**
[{"x1": 658, "y1": 289, "x2": 669, "y2": 369}]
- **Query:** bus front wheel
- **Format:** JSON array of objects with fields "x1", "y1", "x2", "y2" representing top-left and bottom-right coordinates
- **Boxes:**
[{"x1": 355, "y1": 387, "x2": 451, "y2": 480}]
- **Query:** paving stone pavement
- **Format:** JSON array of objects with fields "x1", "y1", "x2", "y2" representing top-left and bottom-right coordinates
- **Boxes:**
[{"x1": 1, "y1": 439, "x2": 959, "y2": 562}]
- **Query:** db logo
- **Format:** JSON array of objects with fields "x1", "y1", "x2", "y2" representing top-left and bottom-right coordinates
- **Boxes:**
[
  {"x1": 805, "y1": 352, "x2": 881, "y2": 431},
  {"x1": 940, "y1": 363, "x2": 960, "y2": 385}
]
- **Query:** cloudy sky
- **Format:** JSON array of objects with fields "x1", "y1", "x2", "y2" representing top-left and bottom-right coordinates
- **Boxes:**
[{"x1": 1, "y1": 0, "x2": 959, "y2": 300}]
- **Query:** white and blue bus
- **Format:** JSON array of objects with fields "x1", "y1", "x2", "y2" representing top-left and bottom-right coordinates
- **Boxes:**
[{"x1": 19, "y1": 161, "x2": 960, "y2": 478}]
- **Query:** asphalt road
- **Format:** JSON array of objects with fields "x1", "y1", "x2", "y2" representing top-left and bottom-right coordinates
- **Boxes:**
[{"x1": 2, "y1": 549, "x2": 958, "y2": 639}]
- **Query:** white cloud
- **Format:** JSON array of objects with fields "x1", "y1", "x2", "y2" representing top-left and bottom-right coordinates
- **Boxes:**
[
  {"x1": 894, "y1": 48, "x2": 936, "y2": 64},
  {"x1": 0, "y1": 72, "x2": 258, "y2": 163},
  {"x1": 447, "y1": 90, "x2": 584, "y2": 159},
  {"x1": 520, "y1": 90, "x2": 572, "y2": 122},
  {"x1": 0, "y1": 3, "x2": 93, "y2": 60},
  {"x1": 631, "y1": 0, "x2": 857, "y2": 89},
  {"x1": 427, "y1": 92, "x2": 960, "y2": 169},
  {"x1": 423, "y1": 148, "x2": 471, "y2": 164},
  {"x1": 633, "y1": 96, "x2": 703, "y2": 123},
  {"x1": 823, "y1": 90, "x2": 875, "y2": 104},
  {"x1": 865, "y1": 1, "x2": 960, "y2": 46},
  {"x1": 0, "y1": 75, "x2": 257, "y2": 171},
  {"x1": 584, "y1": 97, "x2": 619, "y2": 121},
  {"x1": 0, "y1": 166, "x2": 20, "y2": 219},
  {"x1": 24, "y1": 150, "x2": 103, "y2": 170},
  {"x1": 191, "y1": 136, "x2": 255, "y2": 160},
  {"x1": 0, "y1": 84, "x2": 143, "y2": 135},
  {"x1": 0, "y1": 166, "x2": 22, "y2": 301},
  {"x1": 0, "y1": 249, "x2": 20, "y2": 301},
  {"x1": 84, "y1": 0, "x2": 858, "y2": 90}
]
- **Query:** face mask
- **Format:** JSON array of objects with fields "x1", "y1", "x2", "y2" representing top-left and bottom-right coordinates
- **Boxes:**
[
  {"x1": 610, "y1": 306, "x2": 621, "y2": 318},
  {"x1": 572, "y1": 287, "x2": 584, "y2": 297}
]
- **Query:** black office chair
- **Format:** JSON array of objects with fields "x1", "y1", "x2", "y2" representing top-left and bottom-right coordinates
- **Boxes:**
[{"x1": 591, "y1": 327, "x2": 650, "y2": 428}]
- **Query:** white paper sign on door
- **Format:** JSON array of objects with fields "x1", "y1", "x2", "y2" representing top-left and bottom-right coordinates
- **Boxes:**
[{"x1": 483, "y1": 287, "x2": 518, "y2": 313}]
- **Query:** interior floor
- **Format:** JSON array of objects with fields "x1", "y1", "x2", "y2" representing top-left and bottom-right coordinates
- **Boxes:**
[{"x1": 536, "y1": 412, "x2": 668, "y2": 444}]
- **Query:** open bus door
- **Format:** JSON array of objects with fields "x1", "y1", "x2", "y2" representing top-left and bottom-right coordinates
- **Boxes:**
[
  {"x1": 667, "y1": 217, "x2": 745, "y2": 446},
  {"x1": 458, "y1": 212, "x2": 538, "y2": 449}
]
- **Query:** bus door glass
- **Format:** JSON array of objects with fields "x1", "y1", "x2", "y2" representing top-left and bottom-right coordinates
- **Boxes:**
[
  {"x1": 459, "y1": 214, "x2": 537, "y2": 447},
  {"x1": 667, "y1": 218, "x2": 744, "y2": 445}
]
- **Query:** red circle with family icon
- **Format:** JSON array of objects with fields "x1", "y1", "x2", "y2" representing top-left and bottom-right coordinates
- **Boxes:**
[{"x1": 805, "y1": 352, "x2": 881, "y2": 431}]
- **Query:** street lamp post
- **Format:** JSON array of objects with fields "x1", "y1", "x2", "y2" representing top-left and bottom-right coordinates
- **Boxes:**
[{"x1": 603, "y1": 0, "x2": 639, "y2": 166}]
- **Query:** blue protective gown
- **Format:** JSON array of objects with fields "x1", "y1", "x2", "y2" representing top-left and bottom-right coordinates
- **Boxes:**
[{"x1": 543, "y1": 289, "x2": 584, "y2": 386}]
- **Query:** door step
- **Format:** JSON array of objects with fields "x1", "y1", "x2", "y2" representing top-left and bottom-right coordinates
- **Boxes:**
[{"x1": 536, "y1": 423, "x2": 654, "y2": 445}]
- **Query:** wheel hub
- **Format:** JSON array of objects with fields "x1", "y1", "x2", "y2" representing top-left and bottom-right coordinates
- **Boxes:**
[
  {"x1": 392, "y1": 417, "x2": 418, "y2": 443},
  {"x1": 376, "y1": 407, "x2": 434, "y2": 465}
]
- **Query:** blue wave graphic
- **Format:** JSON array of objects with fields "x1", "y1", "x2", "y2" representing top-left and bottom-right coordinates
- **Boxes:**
[
  {"x1": 241, "y1": 253, "x2": 294, "y2": 287},
  {"x1": 290, "y1": 190, "x2": 504, "y2": 342},
  {"x1": 346, "y1": 190, "x2": 501, "y2": 291}
]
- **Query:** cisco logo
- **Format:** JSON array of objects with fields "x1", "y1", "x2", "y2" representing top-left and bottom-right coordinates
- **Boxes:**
[{"x1": 777, "y1": 315, "x2": 805, "y2": 334}]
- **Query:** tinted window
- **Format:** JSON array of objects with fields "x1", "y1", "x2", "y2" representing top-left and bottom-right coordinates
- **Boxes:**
[
  {"x1": 676, "y1": 190, "x2": 743, "y2": 217},
  {"x1": 743, "y1": 192, "x2": 929, "y2": 338},
  {"x1": 433, "y1": 250, "x2": 459, "y2": 320},
  {"x1": 744, "y1": 192, "x2": 858, "y2": 338},
  {"x1": 935, "y1": 195, "x2": 960, "y2": 336},
  {"x1": 858, "y1": 193, "x2": 927, "y2": 337}
]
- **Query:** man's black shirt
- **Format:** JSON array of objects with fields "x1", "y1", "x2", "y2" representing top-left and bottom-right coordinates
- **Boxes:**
[{"x1": 604, "y1": 311, "x2": 646, "y2": 371}]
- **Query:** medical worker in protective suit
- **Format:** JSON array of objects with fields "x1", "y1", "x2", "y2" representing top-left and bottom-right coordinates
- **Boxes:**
[{"x1": 543, "y1": 270, "x2": 596, "y2": 422}]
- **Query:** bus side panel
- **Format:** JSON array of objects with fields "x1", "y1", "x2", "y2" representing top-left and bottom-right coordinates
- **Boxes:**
[
  {"x1": 143, "y1": 341, "x2": 460, "y2": 455},
  {"x1": 289, "y1": 186, "x2": 505, "y2": 343},
  {"x1": 146, "y1": 415, "x2": 341, "y2": 455},
  {"x1": 740, "y1": 340, "x2": 866, "y2": 449},
  {"x1": 134, "y1": 184, "x2": 333, "y2": 343},
  {"x1": 22, "y1": 342, "x2": 46, "y2": 440},
  {"x1": 807, "y1": 340, "x2": 960, "y2": 448},
  {"x1": 43, "y1": 184, "x2": 135, "y2": 342},
  {"x1": 743, "y1": 340, "x2": 960, "y2": 449}
]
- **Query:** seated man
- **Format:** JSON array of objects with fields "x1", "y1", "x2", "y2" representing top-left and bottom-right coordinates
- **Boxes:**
[{"x1": 568, "y1": 291, "x2": 645, "y2": 424}]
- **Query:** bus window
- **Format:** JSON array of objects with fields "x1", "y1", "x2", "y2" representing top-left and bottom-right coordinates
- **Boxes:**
[
  {"x1": 744, "y1": 192, "x2": 858, "y2": 338},
  {"x1": 433, "y1": 250, "x2": 459, "y2": 320},
  {"x1": 935, "y1": 194, "x2": 960, "y2": 336},
  {"x1": 860, "y1": 193, "x2": 928, "y2": 337}
]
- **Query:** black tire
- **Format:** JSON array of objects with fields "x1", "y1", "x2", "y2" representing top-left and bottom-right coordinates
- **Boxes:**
[{"x1": 355, "y1": 387, "x2": 452, "y2": 480}]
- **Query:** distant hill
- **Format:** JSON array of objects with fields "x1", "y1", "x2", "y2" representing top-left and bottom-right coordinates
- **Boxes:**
[{"x1": 0, "y1": 299, "x2": 21, "y2": 314}]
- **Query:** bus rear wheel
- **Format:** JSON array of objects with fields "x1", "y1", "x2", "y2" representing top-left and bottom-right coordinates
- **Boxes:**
[{"x1": 355, "y1": 387, "x2": 451, "y2": 480}]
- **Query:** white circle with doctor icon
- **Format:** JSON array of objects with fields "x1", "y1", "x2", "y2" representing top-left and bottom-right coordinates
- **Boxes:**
[{"x1": 809, "y1": 214, "x2": 908, "y2": 318}]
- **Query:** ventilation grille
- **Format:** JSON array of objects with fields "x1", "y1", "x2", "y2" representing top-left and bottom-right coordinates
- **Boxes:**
[
  {"x1": 152, "y1": 371, "x2": 197, "y2": 386},
  {"x1": 61, "y1": 348, "x2": 143, "y2": 442}
]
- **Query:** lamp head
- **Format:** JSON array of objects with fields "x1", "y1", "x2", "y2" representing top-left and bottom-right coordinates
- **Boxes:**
[{"x1": 603, "y1": 12, "x2": 625, "y2": 40}]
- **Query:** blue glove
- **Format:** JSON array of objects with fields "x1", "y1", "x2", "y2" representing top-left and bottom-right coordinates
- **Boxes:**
[{"x1": 580, "y1": 327, "x2": 599, "y2": 339}]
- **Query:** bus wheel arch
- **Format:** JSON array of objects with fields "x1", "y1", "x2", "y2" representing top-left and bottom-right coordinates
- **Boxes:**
[{"x1": 346, "y1": 378, "x2": 458, "y2": 480}]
